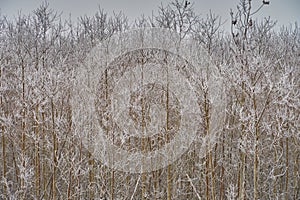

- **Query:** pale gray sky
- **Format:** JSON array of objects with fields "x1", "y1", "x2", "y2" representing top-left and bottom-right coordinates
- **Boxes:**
[{"x1": 0, "y1": 0, "x2": 299, "y2": 29}]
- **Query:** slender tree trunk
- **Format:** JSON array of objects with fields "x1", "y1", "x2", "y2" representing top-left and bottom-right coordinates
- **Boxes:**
[
  {"x1": 1, "y1": 68, "x2": 6, "y2": 197},
  {"x1": 205, "y1": 155, "x2": 209, "y2": 200},
  {"x1": 67, "y1": 100, "x2": 73, "y2": 200},
  {"x1": 219, "y1": 133, "x2": 225, "y2": 200},
  {"x1": 253, "y1": 95, "x2": 258, "y2": 200},
  {"x1": 254, "y1": 136, "x2": 258, "y2": 200},
  {"x1": 111, "y1": 170, "x2": 115, "y2": 200},
  {"x1": 51, "y1": 99, "x2": 57, "y2": 200},
  {"x1": 239, "y1": 81, "x2": 246, "y2": 200},
  {"x1": 293, "y1": 147, "x2": 299, "y2": 199},
  {"x1": 104, "y1": 68, "x2": 115, "y2": 200},
  {"x1": 141, "y1": 62, "x2": 146, "y2": 200},
  {"x1": 141, "y1": 121, "x2": 145, "y2": 200},
  {"x1": 1, "y1": 125, "x2": 6, "y2": 197},
  {"x1": 204, "y1": 91, "x2": 210, "y2": 200},
  {"x1": 166, "y1": 66, "x2": 171, "y2": 200},
  {"x1": 280, "y1": 139, "x2": 284, "y2": 193},
  {"x1": 210, "y1": 147, "x2": 216, "y2": 200},
  {"x1": 67, "y1": 168, "x2": 72, "y2": 200},
  {"x1": 77, "y1": 140, "x2": 83, "y2": 199},
  {"x1": 35, "y1": 105, "x2": 40, "y2": 198},
  {"x1": 41, "y1": 105, "x2": 47, "y2": 198},
  {"x1": 167, "y1": 164, "x2": 171, "y2": 200},
  {"x1": 239, "y1": 150, "x2": 246, "y2": 200},
  {"x1": 273, "y1": 140, "x2": 277, "y2": 197},
  {"x1": 21, "y1": 61, "x2": 26, "y2": 192},
  {"x1": 88, "y1": 128, "x2": 94, "y2": 199},
  {"x1": 285, "y1": 137, "x2": 289, "y2": 200}
]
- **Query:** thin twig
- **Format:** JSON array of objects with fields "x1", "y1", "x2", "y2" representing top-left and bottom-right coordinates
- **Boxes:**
[
  {"x1": 130, "y1": 175, "x2": 141, "y2": 200},
  {"x1": 186, "y1": 174, "x2": 201, "y2": 200},
  {"x1": 250, "y1": 4, "x2": 264, "y2": 16}
]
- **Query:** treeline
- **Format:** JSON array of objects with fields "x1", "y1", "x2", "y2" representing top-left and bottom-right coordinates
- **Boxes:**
[{"x1": 0, "y1": 0, "x2": 299, "y2": 199}]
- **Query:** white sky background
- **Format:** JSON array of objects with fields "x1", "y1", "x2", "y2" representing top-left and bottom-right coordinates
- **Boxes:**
[{"x1": 0, "y1": 0, "x2": 299, "y2": 31}]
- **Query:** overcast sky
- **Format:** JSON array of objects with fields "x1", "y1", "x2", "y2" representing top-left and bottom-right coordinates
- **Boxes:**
[{"x1": 1, "y1": 0, "x2": 299, "y2": 30}]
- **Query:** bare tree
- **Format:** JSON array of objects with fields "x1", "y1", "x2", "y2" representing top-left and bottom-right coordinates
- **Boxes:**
[
  {"x1": 154, "y1": 0, "x2": 198, "y2": 39},
  {"x1": 0, "y1": 1, "x2": 299, "y2": 200}
]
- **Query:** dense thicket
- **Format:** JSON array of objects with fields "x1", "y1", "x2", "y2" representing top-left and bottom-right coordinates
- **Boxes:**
[{"x1": 0, "y1": 0, "x2": 299, "y2": 199}]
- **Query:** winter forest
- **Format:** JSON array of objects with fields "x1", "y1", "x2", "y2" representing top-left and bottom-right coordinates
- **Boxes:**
[{"x1": 0, "y1": 0, "x2": 299, "y2": 199}]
